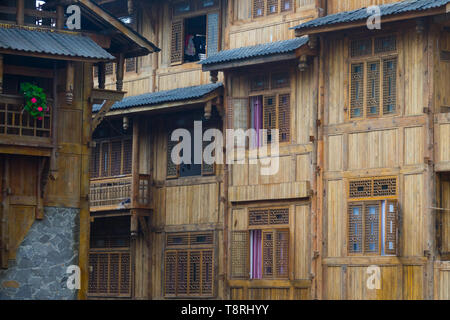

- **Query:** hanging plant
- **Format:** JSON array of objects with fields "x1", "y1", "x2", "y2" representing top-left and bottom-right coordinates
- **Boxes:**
[{"x1": 19, "y1": 82, "x2": 48, "y2": 120}]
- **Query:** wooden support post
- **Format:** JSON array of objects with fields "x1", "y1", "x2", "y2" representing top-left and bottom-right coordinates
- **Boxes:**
[
  {"x1": 0, "y1": 157, "x2": 10, "y2": 268},
  {"x1": 131, "y1": 118, "x2": 140, "y2": 208},
  {"x1": 97, "y1": 62, "x2": 106, "y2": 89},
  {"x1": 0, "y1": 54, "x2": 3, "y2": 94},
  {"x1": 130, "y1": 210, "x2": 138, "y2": 238},
  {"x1": 56, "y1": 5, "x2": 64, "y2": 30},
  {"x1": 16, "y1": 0, "x2": 24, "y2": 25},
  {"x1": 116, "y1": 54, "x2": 125, "y2": 92},
  {"x1": 66, "y1": 61, "x2": 74, "y2": 105},
  {"x1": 204, "y1": 100, "x2": 212, "y2": 120}
]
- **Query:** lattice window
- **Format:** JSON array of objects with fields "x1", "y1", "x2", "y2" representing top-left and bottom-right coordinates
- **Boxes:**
[
  {"x1": 164, "y1": 251, "x2": 177, "y2": 295},
  {"x1": 385, "y1": 200, "x2": 398, "y2": 255},
  {"x1": 231, "y1": 231, "x2": 248, "y2": 278},
  {"x1": 91, "y1": 137, "x2": 133, "y2": 178},
  {"x1": 269, "y1": 208, "x2": 289, "y2": 225},
  {"x1": 167, "y1": 132, "x2": 179, "y2": 179},
  {"x1": 190, "y1": 232, "x2": 214, "y2": 246},
  {"x1": 267, "y1": 0, "x2": 278, "y2": 15},
  {"x1": 350, "y1": 63, "x2": 364, "y2": 118},
  {"x1": 271, "y1": 73, "x2": 290, "y2": 89},
  {"x1": 90, "y1": 143, "x2": 100, "y2": 178},
  {"x1": 171, "y1": 20, "x2": 184, "y2": 65},
  {"x1": 176, "y1": 251, "x2": 188, "y2": 295},
  {"x1": 110, "y1": 140, "x2": 122, "y2": 177},
  {"x1": 366, "y1": 61, "x2": 380, "y2": 117},
  {"x1": 262, "y1": 229, "x2": 289, "y2": 279},
  {"x1": 373, "y1": 177, "x2": 397, "y2": 197},
  {"x1": 125, "y1": 57, "x2": 137, "y2": 73},
  {"x1": 253, "y1": 0, "x2": 265, "y2": 18},
  {"x1": 249, "y1": 207, "x2": 289, "y2": 226},
  {"x1": 375, "y1": 36, "x2": 396, "y2": 54},
  {"x1": 105, "y1": 62, "x2": 114, "y2": 75},
  {"x1": 349, "y1": 179, "x2": 372, "y2": 198},
  {"x1": 351, "y1": 39, "x2": 372, "y2": 57},
  {"x1": 383, "y1": 57, "x2": 397, "y2": 115},
  {"x1": 249, "y1": 208, "x2": 269, "y2": 226},
  {"x1": 278, "y1": 94, "x2": 290, "y2": 142},
  {"x1": 280, "y1": 0, "x2": 292, "y2": 12},
  {"x1": 263, "y1": 95, "x2": 276, "y2": 144},
  {"x1": 250, "y1": 75, "x2": 269, "y2": 92},
  {"x1": 262, "y1": 231, "x2": 274, "y2": 277},
  {"x1": 348, "y1": 204, "x2": 363, "y2": 253},
  {"x1": 364, "y1": 203, "x2": 380, "y2": 253},
  {"x1": 167, "y1": 233, "x2": 189, "y2": 246}
]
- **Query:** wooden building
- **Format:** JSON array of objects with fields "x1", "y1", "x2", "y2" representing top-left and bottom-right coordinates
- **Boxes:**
[
  {"x1": 0, "y1": 0, "x2": 156, "y2": 300},
  {"x1": 89, "y1": 0, "x2": 450, "y2": 300}
]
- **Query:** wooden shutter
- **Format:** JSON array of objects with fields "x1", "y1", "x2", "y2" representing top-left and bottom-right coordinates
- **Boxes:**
[
  {"x1": 201, "y1": 250, "x2": 214, "y2": 295},
  {"x1": 110, "y1": 140, "x2": 122, "y2": 176},
  {"x1": 383, "y1": 57, "x2": 397, "y2": 115},
  {"x1": 384, "y1": 200, "x2": 398, "y2": 255},
  {"x1": 167, "y1": 132, "x2": 179, "y2": 179},
  {"x1": 364, "y1": 203, "x2": 380, "y2": 254},
  {"x1": 231, "y1": 231, "x2": 249, "y2": 278},
  {"x1": 253, "y1": 0, "x2": 264, "y2": 18},
  {"x1": 206, "y1": 12, "x2": 220, "y2": 57},
  {"x1": 275, "y1": 230, "x2": 289, "y2": 278},
  {"x1": 350, "y1": 63, "x2": 364, "y2": 118},
  {"x1": 164, "y1": 251, "x2": 177, "y2": 295},
  {"x1": 263, "y1": 95, "x2": 276, "y2": 144},
  {"x1": 278, "y1": 93, "x2": 290, "y2": 143},
  {"x1": 171, "y1": 19, "x2": 184, "y2": 65},
  {"x1": 122, "y1": 138, "x2": 132, "y2": 175},
  {"x1": 100, "y1": 142, "x2": 110, "y2": 177},
  {"x1": 176, "y1": 250, "x2": 188, "y2": 295},
  {"x1": 348, "y1": 204, "x2": 363, "y2": 253},
  {"x1": 267, "y1": 0, "x2": 278, "y2": 15},
  {"x1": 90, "y1": 142, "x2": 100, "y2": 178},
  {"x1": 189, "y1": 251, "x2": 201, "y2": 294},
  {"x1": 262, "y1": 230, "x2": 274, "y2": 278},
  {"x1": 366, "y1": 61, "x2": 380, "y2": 117}
]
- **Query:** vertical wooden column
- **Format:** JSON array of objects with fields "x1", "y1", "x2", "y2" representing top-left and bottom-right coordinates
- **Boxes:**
[
  {"x1": 131, "y1": 118, "x2": 140, "y2": 208},
  {"x1": 97, "y1": 62, "x2": 106, "y2": 89},
  {"x1": 0, "y1": 54, "x2": 3, "y2": 94},
  {"x1": 56, "y1": 5, "x2": 64, "y2": 30},
  {"x1": 16, "y1": 0, "x2": 24, "y2": 25},
  {"x1": 116, "y1": 54, "x2": 125, "y2": 92},
  {"x1": 66, "y1": 61, "x2": 74, "y2": 105},
  {"x1": 0, "y1": 157, "x2": 10, "y2": 268}
]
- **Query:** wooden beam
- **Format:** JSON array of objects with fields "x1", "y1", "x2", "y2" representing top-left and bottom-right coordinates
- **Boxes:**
[
  {"x1": 90, "y1": 88, "x2": 125, "y2": 104},
  {"x1": 4, "y1": 65, "x2": 53, "y2": 79},
  {"x1": 116, "y1": 53, "x2": 125, "y2": 91},
  {"x1": 56, "y1": 5, "x2": 64, "y2": 30},
  {"x1": 91, "y1": 100, "x2": 116, "y2": 133}
]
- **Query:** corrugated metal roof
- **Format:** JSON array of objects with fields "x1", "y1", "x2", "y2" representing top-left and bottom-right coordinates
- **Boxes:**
[
  {"x1": 199, "y1": 37, "x2": 309, "y2": 66},
  {"x1": 93, "y1": 82, "x2": 223, "y2": 112},
  {"x1": 292, "y1": 0, "x2": 450, "y2": 31},
  {"x1": 0, "y1": 25, "x2": 115, "y2": 60}
]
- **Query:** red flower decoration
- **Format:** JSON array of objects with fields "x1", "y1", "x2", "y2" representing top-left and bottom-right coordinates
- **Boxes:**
[{"x1": 31, "y1": 97, "x2": 37, "y2": 104}]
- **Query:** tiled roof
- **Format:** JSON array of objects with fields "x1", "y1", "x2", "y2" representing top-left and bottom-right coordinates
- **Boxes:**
[
  {"x1": 199, "y1": 37, "x2": 309, "y2": 66},
  {"x1": 0, "y1": 25, "x2": 115, "y2": 60},
  {"x1": 292, "y1": 0, "x2": 450, "y2": 31},
  {"x1": 93, "y1": 83, "x2": 223, "y2": 113}
]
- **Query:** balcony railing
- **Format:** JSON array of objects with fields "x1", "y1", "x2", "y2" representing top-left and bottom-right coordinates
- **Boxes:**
[
  {"x1": 90, "y1": 174, "x2": 153, "y2": 211},
  {"x1": 0, "y1": 94, "x2": 52, "y2": 141}
]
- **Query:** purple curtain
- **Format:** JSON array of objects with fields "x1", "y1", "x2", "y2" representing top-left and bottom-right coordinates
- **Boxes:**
[
  {"x1": 251, "y1": 230, "x2": 262, "y2": 279},
  {"x1": 250, "y1": 96, "x2": 263, "y2": 148}
]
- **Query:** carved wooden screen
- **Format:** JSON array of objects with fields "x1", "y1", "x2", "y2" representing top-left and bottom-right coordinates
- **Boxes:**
[
  {"x1": 262, "y1": 229, "x2": 289, "y2": 279},
  {"x1": 231, "y1": 231, "x2": 248, "y2": 278},
  {"x1": 384, "y1": 200, "x2": 398, "y2": 255},
  {"x1": 382, "y1": 57, "x2": 397, "y2": 115},
  {"x1": 263, "y1": 95, "x2": 276, "y2": 144},
  {"x1": 125, "y1": 57, "x2": 137, "y2": 73},
  {"x1": 267, "y1": 0, "x2": 278, "y2": 15},
  {"x1": 105, "y1": 62, "x2": 114, "y2": 75},
  {"x1": 253, "y1": 0, "x2": 265, "y2": 18},
  {"x1": 171, "y1": 20, "x2": 184, "y2": 65},
  {"x1": 206, "y1": 12, "x2": 220, "y2": 57},
  {"x1": 364, "y1": 203, "x2": 380, "y2": 254},
  {"x1": 348, "y1": 204, "x2": 363, "y2": 254},
  {"x1": 278, "y1": 94, "x2": 291, "y2": 142},
  {"x1": 164, "y1": 232, "x2": 214, "y2": 297},
  {"x1": 366, "y1": 61, "x2": 380, "y2": 117},
  {"x1": 350, "y1": 63, "x2": 364, "y2": 118}
]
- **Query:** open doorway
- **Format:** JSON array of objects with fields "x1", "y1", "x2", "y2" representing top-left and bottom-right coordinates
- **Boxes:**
[{"x1": 184, "y1": 15, "x2": 207, "y2": 63}]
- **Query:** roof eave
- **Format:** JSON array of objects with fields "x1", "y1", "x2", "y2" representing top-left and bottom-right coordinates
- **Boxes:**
[
  {"x1": 294, "y1": 6, "x2": 448, "y2": 37},
  {"x1": 0, "y1": 48, "x2": 114, "y2": 63}
]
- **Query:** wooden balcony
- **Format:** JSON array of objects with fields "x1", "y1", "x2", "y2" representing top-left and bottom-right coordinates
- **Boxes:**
[{"x1": 89, "y1": 174, "x2": 153, "y2": 212}]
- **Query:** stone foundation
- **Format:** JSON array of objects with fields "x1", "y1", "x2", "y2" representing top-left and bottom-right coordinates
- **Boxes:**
[{"x1": 0, "y1": 207, "x2": 79, "y2": 300}]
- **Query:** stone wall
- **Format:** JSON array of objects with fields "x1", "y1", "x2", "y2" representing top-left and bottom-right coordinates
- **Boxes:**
[{"x1": 0, "y1": 207, "x2": 79, "y2": 300}]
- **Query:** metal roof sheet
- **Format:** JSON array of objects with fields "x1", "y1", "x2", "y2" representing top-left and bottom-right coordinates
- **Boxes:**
[
  {"x1": 0, "y1": 25, "x2": 115, "y2": 60},
  {"x1": 199, "y1": 37, "x2": 309, "y2": 66},
  {"x1": 292, "y1": 0, "x2": 450, "y2": 31}
]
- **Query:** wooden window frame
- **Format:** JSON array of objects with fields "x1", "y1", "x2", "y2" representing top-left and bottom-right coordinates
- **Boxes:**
[
  {"x1": 348, "y1": 34, "x2": 398, "y2": 120},
  {"x1": 91, "y1": 136, "x2": 132, "y2": 179},
  {"x1": 164, "y1": 231, "x2": 215, "y2": 298},
  {"x1": 347, "y1": 177, "x2": 399, "y2": 257},
  {"x1": 252, "y1": 0, "x2": 294, "y2": 19}
]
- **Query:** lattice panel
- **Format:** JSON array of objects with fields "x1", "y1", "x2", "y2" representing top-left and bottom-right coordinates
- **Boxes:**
[
  {"x1": 122, "y1": 139, "x2": 132, "y2": 175},
  {"x1": 385, "y1": 201, "x2": 397, "y2": 255},
  {"x1": 125, "y1": 57, "x2": 136, "y2": 72},
  {"x1": 176, "y1": 251, "x2": 188, "y2": 295},
  {"x1": 231, "y1": 231, "x2": 248, "y2": 279},
  {"x1": 271, "y1": 73, "x2": 290, "y2": 89},
  {"x1": 91, "y1": 235, "x2": 130, "y2": 249},
  {"x1": 351, "y1": 39, "x2": 372, "y2": 57},
  {"x1": 250, "y1": 75, "x2": 269, "y2": 92},
  {"x1": 171, "y1": 20, "x2": 184, "y2": 64},
  {"x1": 349, "y1": 179, "x2": 372, "y2": 198},
  {"x1": 167, "y1": 133, "x2": 179, "y2": 178},
  {"x1": 373, "y1": 177, "x2": 396, "y2": 196},
  {"x1": 383, "y1": 58, "x2": 397, "y2": 115},
  {"x1": 350, "y1": 63, "x2": 364, "y2": 118},
  {"x1": 110, "y1": 140, "x2": 122, "y2": 177},
  {"x1": 249, "y1": 209, "x2": 269, "y2": 226},
  {"x1": 366, "y1": 61, "x2": 380, "y2": 116},
  {"x1": 262, "y1": 231, "x2": 274, "y2": 277},
  {"x1": 190, "y1": 232, "x2": 214, "y2": 246},
  {"x1": 263, "y1": 95, "x2": 276, "y2": 144},
  {"x1": 88, "y1": 254, "x2": 98, "y2": 294},
  {"x1": 267, "y1": 0, "x2": 278, "y2": 15},
  {"x1": 375, "y1": 35, "x2": 397, "y2": 54},
  {"x1": 105, "y1": 63, "x2": 113, "y2": 75},
  {"x1": 164, "y1": 251, "x2": 177, "y2": 295},
  {"x1": 90, "y1": 143, "x2": 100, "y2": 178},
  {"x1": 278, "y1": 94, "x2": 290, "y2": 142},
  {"x1": 101, "y1": 142, "x2": 110, "y2": 177},
  {"x1": 269, "y1": 208, "x2": 289, "y2": 225},
  {"x1": 253, "y1": 0, "x2": 265, "y2": 17},
  {"x1": 109, "y1": 253, "x2": 119, "y2": 294},
  {"x1": 167, "y1": 233, "x2": 189, "y2": 247},
  {"x1": 189, "y1": 251, "x2": 201, "y2": 294},
  {"x1": 275, "y1": 230, "x2": 289, "y2": 278},
  {"x1": 0, "y1": 102, "x2": 51, "y2": 138},
  {"x1": 201, "y1": 250, "x2": 214, "y2": 295},
  {"x1": 202, "y1": 127, "x2": 215, "y2": 176},
  {"x1": 364, "y1": 204, "x2": 380, "y2": 253},
  {"x1": 348, "y1": 205, "x2": 363, "y2": 253},
  {"x1": 280, "y1": 0, "x2": 292, "y2": 12}
]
